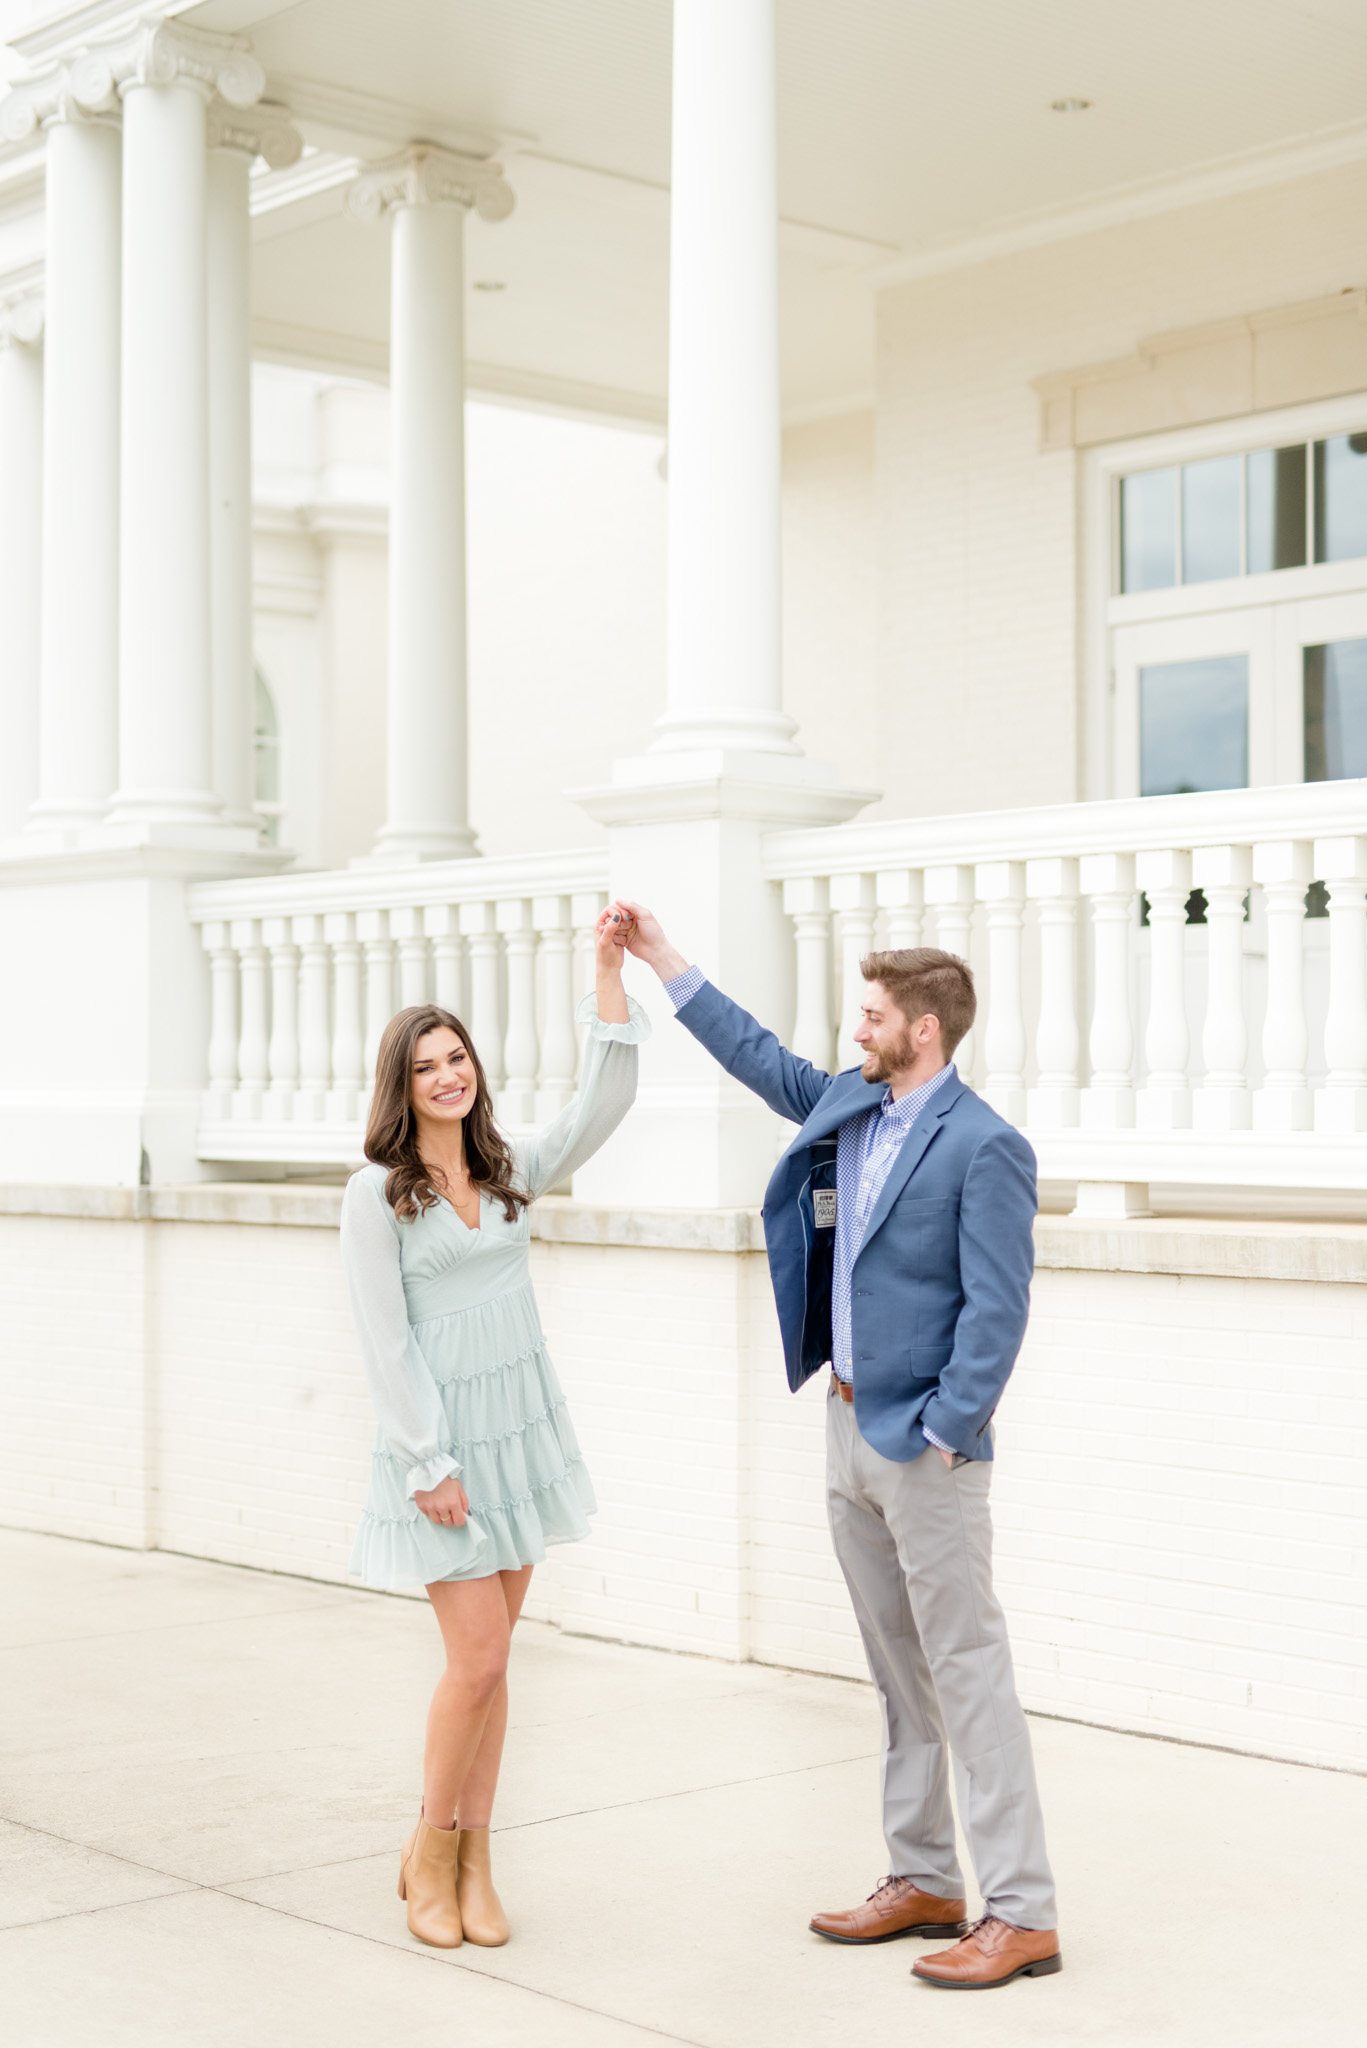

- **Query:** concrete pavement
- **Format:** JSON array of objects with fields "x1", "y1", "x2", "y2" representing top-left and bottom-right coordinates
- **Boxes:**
[{"x1": 0, "y1": 1527, "x2": 1360, "y2": 2048}]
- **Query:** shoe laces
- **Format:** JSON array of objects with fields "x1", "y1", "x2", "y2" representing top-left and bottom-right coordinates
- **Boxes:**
[{"x1": 867, "y1": 1874, "x2": 912, "y2": 1903}]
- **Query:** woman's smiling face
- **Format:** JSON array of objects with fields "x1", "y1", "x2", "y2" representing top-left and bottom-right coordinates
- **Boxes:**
[{"x1": 410, "y1": 1026, "x2": 477, "y2": 1130}]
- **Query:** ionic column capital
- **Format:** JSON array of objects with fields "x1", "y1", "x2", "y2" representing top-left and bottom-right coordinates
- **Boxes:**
[
  {"x1": 347, "y1": 144, "x2": 515, "y2": 224},
  {"x1": 1, "y1": 15, "x2": 265, "y2": 140},
  {"x1": 0, "y1": 287, "x2": 44, "y2": 348},
  {"x1": 206, "y1": 99, "x2": 303, "y2": 169}
]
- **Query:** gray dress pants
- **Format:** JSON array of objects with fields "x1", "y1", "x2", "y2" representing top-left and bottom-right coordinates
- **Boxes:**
[{"x1": 825, "y1": 1383, "x2": 1057, "y2": 1930}]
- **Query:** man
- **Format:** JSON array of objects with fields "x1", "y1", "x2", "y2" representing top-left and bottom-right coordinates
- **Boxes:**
[{"x1": 615, "y1": 903, "x2": 1060, "y2": 1992}]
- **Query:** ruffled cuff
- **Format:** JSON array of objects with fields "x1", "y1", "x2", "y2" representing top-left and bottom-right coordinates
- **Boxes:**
[
  {"x1": 575, "y1": 991, "x2": 653, "y2": 1044},
  {"x1": 404, "y1": 1451, "x2": 461, "y2": 1501}
]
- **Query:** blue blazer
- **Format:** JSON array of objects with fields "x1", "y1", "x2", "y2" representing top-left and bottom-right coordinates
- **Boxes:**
[{"x1": 675, "y1": 979, "x2": 1037, "y2": 1463}]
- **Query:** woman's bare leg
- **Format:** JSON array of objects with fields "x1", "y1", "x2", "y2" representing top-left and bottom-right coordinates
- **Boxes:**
[
  {"x1": 457, "y1": 1567, "x2": 532, "y2": 1828},
  {"x1": 422, "y1": 1566, "x2": 533, "y2": 1829}
]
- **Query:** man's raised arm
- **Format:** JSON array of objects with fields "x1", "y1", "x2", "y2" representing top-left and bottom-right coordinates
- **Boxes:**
[{"x1": 610, "y1": 900, "x2": 834, "y2": 1127}]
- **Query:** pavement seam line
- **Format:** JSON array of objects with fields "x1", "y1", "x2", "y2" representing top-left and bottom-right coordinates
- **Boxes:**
[
  {"x1": 0, "y1": 1814, "x2": 211, "y2": 1893},
  {"x1": 213, "y1": 1888, "x2": 716, "y2": 2048},
  {"x1": 0, "y1": 1598, "x2": 356, "y2": 1654}
]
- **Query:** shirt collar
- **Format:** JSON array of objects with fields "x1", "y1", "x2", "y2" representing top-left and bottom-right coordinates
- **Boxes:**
[{"x1": 877, "y1": 1060, "x2": 956, "y2": 1122}]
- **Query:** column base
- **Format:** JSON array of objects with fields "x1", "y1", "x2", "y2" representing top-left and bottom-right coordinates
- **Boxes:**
[
  {"x1": 1070, "y1": 1180, "x2": 1153, "y2": 1220},
  {"x1": 1252, "y1": 1087, "x2": 1313, "y2": 1133},
  {"x1": 1137, "y1": 1085, "x2": 1192, "y2": 1131},
  {"x1": 571, "y1": 750, "x2": 877, "y2": 1208},
  {"x1": 1193, "y1": 1086, "x2": 1252, "y2": 1131},
  {"x1": 1027, "y1": 1084, "x2": 1080, "y2": 1128},
  {"x1": 1314, "y1": 1086, "x2": 1367, "y2": 1134},
  {"x1": 361, "y1": 824, "x2": 480, "y2": 865},
  {"x1": 1081, "y1": 1086, "x2": 1136, "y2": 1129},
  {"x1": 982, "y1": 1082, "x2": 1027, "y2": 1124}
]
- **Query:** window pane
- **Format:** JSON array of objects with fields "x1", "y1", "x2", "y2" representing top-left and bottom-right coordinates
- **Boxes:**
[
  {"x1": 1246, "y1": 444, "x2": 1306, "y2": 572},
  {"x1": 1139, "y1": 654, "x2": 1249, "y2": 796},
  {"x1": 1120, "y1": 468, "x2": 1176, "y2": 592},
  {"x1": 1181, "y1": 455, "x2": 1241, "y2": 583},
  {"x1": 1304, "y1": 638, "x2": 1367, "y2": 781},
  {"x1": 1313, "y1": 433, "x2": 1367, "y2": 563}
]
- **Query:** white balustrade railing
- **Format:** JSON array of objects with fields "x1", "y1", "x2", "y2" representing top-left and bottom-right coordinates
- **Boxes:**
[
  {"x1": 765, "y1": 781, "x2": 1367, "y2": 1199},
  {"x1": 188, "y1": 852, "x2": 608, "y2": 1164}
]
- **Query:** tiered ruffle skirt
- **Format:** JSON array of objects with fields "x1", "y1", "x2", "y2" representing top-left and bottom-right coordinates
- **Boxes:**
[{"x1": 349, "y1": 1280, "x2": 596, "y2": 1589}]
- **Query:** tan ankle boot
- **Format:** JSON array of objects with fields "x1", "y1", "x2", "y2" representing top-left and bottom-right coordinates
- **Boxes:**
[
  {"x1": 455, "y1": 1826, "x2": 509, "y2": 1946},
  {"x1": 398, "y1": 1817, "x2": 462, "y2": 1948}
]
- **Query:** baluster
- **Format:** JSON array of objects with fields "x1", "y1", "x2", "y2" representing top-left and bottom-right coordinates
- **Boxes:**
[
  {"x1": 571, "y1": 891, "x2": 606, "y2": 1024},
  {"x1": 830, "y1": 872, "x2": 875, "y2": 1066},
  {"x1": 924, "y1": 865, "x2": 975, "y2": 1077},
  {"x1": 498, "y1": 898, "x2": 540, "y2": 1123},
  {"x1": 1192, "y1": 844, "x2": 1252, "y2": 1130},
  {"x1": 390, "y1": 905, "x2": 430, "y2": 1008},
  {"x1": 975, "y1": 862, "x2": 1027, "y2": 1123},
  {"x1": 1080, "y1": 852, "x2": 1136, "y2": 1128},
  {"x1": 294, "y1": 914, "x2": 331, "y2": 1125},
  {"x1": 877, "y1": 868, "x2": 924, "y2": 950},
  {"x1": 1313, "y1": 834, "x2": 1367, "y2": 1132},
  {"x1": 1026, "y1": 857, "x2": 1080, "y2": 1128},
  {"x1": 358, "y1": 908, "x2": 395, "y2": 1091},
  {"x1": 1253, "y1": 840, "x2": 1312, "y2": 1132},
  {"x1": 263, "y1": 917, "x2": 300, "y2": 1121},
  {"x1": 1136, "y1": 848, "x2": 1192, "y2": 1130},
  {"x1": 326, "y1": 911, "x2": 364, "y2": 1123},
  {"x1": 535, "y1": 894, "x2": 577, "y2": 1120},
  {"x1": 783, "y1": 874, "x2": 833, "y2": 1070},
  {"x1": 202, "y1": 920, "x2": 239, "y2": 1122},
  {"x1": 461, "y1": 901, "x2": 504, "y2": 1087},
  {"x1": 425, "y1": 904, "x2": 465, "y2": 1015},
  {"x1": 234, "y1": 916, "x2": 269, "y2": 1121}
]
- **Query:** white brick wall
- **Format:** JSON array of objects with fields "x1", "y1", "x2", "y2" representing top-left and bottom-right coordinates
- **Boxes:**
[{"x1": 0, "y1": 1206, "x2": 1361, "y2": 1770}]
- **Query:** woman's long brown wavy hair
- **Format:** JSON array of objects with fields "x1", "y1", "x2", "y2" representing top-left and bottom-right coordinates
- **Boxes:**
[{"x1": 364, "y1": 1005, "x2": 529, "y2": 1224}]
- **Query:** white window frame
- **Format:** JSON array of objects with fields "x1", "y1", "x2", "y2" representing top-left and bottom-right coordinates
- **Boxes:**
[{"x1": 1083, "y1": 389, "x2": 1367, "y2": 799}]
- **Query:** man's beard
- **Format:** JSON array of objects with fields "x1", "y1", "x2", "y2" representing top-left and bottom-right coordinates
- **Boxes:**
[{"x1": 860, "y1": 1027, "x2": 920, "y2": 1083}]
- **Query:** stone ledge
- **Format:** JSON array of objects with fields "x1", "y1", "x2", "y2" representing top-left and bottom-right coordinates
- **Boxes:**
[
  {"x1": 0, "y1": 1184, "x2": 1364, "y2": 1280},
  {"x1": 1034, "y1": 1214, "x2": 1367, "y2": 1285}
]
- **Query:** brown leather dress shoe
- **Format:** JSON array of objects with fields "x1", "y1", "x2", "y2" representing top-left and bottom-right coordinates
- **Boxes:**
[
  {"x1": 912, "y1": 1914, "x2": 1062, "y2": 1989},
  {"x1": 810, "y1": 1874, "x2": 971, "y2": 1944}
]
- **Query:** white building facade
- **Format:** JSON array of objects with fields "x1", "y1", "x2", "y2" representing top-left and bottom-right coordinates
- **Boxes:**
[{"x1": 0, "y1": 0, "x2": 1364, "y2": 1775}]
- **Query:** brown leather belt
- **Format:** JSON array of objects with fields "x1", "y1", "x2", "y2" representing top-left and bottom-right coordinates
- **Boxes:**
[{"x1": 830, "y1": 1373, "x2": 854, "y2": 1403}]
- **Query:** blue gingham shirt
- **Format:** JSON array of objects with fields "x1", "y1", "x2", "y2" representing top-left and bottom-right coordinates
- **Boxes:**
[{"x1": 664, "y1": 966, "x2": 957, "y2": 1452}]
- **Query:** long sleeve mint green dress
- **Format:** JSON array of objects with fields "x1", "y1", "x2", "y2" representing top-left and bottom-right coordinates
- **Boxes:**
[{"x1": 340, "y1": 995, "x2": 649, "y2": 1589}]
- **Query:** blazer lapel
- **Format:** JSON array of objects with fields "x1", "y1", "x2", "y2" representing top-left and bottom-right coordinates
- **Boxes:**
[
  {"x1": 792, "y1": 1070, "x2": 885, "y2": 1148},
  {"x1": 857, "y1": 1073, "x2": 966, "y2": 1252}
]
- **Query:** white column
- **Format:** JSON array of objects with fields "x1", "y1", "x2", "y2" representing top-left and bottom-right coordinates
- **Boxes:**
[
  {"x1": 535, "y1": 896, "x2": 578, "y2": 1121},
  {"x1": 783, "y1": 876, "x2": 834, "y2": 1071},
  {"x1": 498, "y1": 899, "x2": 539, "y2": 1123},
  {"x1": 832, "y1": 873, "x2": 876, "y2": 1067},
  {"x1": 349, "y1": 149, "x2": 514, "y2": 861},
  {"x1": 877, "y1": 869, "x2": 924, "y2": 950},
  {"x1": 206, "y1": 104, "x2": 301, "y2": 827},
  {"x1": 654, "y1": 0, "x2": 793, "y2": 756},
  {"x1": 0, "y1": 296, "x2": 44, "y2": 837},
  {"x1": 109, "y1": 25, "x2": 265, "y2": 827},
  {"x1": 29, "y1": 108, "x2": 122, "y2": 831},
  {"x1": 1080, "y1": 853, "x2": 1136, "y2": 1128},
  {"x1": 925, "y1": 866, "x2": 976, "y2": 1078},
  {"x1": 461, "y1": 901, "x2": 504, "y2": 1086},
  {"x1": 1136, "y1": 848, "x2": 1192, "y2": 1130},
  {"x1": 1314, "y1": 835, "x2": 1367, "y2": 1133},
  {"x1": 294, "y1": 914, "x2": 332, "y2": 1124},
  {"x1": 1026, "y1": 857, "x2": 1080, "y2": 1128},
  {"x1": 326, "y1": 913, "x2": 364, "y2": 1123},
  {"x1": 1253, "y1": 840, "x2": 1312, "y2": 1133},
  {"x1": 976, "y1": 860, "x2": 1027, "y2": 1124},
  {"x1": 1192, "y1": 845, "x2": 1252, "y2": 1130}
]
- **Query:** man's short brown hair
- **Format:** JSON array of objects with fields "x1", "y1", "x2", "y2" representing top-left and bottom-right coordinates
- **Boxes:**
[{"x1": 860, "y1": 948, "x2": 976, "y2": 1057}]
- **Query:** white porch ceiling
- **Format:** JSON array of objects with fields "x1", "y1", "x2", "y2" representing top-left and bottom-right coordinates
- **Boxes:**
[{"x1": 182, "y1": 0, "x2": 1367, "y2": 416}]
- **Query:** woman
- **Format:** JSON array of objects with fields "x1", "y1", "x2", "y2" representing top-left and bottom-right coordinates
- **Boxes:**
[{"x1": 339, "y1": 903, "x2": 647, "y2": 1950}]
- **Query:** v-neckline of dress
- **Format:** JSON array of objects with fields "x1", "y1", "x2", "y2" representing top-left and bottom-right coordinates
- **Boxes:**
[{"x1": 435, "y1": 1190, "x2": 482, "y2": 1235}]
